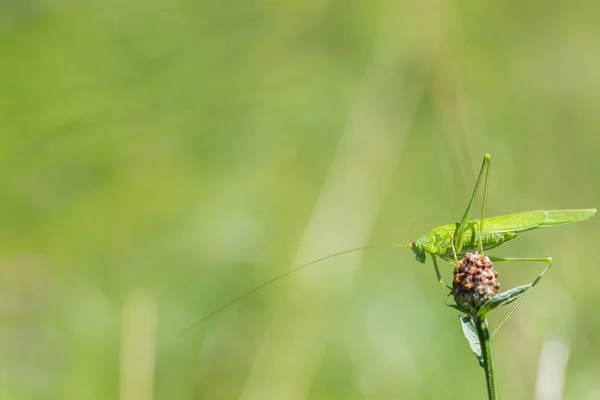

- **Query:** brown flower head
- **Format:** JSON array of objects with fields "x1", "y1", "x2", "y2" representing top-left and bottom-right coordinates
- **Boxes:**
[{"x1": 453, "y1": 252, "x2": 500, "y2": 314}]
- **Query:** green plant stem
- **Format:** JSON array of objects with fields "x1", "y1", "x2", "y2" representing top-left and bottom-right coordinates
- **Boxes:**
[{"x1": 475, "y1": 315, "x2": 497, "y2": 400}]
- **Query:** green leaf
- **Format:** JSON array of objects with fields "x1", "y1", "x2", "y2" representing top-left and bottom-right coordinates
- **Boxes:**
[
  {"x1": 459, "y1": 316, "x2": 483, "y2": 367},
  {"x1": 476, "y1": 284, "x2": 532, "y2": 319},
  {"x1": 446, "y1": 302, "x2": 470, "y2": 315}
]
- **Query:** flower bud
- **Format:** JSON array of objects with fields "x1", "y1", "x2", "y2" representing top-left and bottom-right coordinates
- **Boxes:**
[{"x1": 453, "y1": 252, "x2": 500, "y2": 314}]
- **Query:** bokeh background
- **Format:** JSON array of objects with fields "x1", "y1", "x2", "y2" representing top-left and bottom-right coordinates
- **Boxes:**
[{"x1": 2, "y1": 1, "x2": 600, "y2": 399}]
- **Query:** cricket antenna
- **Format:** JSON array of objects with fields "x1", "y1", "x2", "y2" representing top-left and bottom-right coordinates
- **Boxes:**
[
  {"x1": 406, "y1": 215, "x2": 447, "y2": 244},
  {"x1": 179, "y1": 243, "x2": 409, "y2": 336}
]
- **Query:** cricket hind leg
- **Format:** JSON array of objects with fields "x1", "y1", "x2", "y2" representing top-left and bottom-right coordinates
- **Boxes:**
[
  {"x1": 430, "y1": 154, "x2": 492, "y2": 289},
  {"x1": 487, "y1": 256, "x2": 553, "y2": 337},
  {"x1": 455, "y1": 154, "x2": 492, "y2": 255}
]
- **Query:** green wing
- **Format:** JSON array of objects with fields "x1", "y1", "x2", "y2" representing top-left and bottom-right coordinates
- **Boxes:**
[
  {"x1": 479, "y1": 211, "x2": 548, "y2": 232},
  {"x1": 480, "y1": 209, "x2": 596, "y2": 233},
  {"x1": 539, "y1": 209, "x2": 596, "y2": 227}
]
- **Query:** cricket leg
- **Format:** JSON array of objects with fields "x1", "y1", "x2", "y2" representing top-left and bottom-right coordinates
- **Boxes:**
[
  {"x1": 430, "y1": 232, "x2": 458, "y2": 289},
  {"x1": 431, "y1": 231, "x2": 454, "y2": 257},
  {"x1": 477, "y1": 155, "x2": 491, "y2": 254},
  {"x1": 432, "y1": 254, "x2": 452, "y2": 289},
  {"x1": 449, "y1": 233, "x2": 459, "y2": 263},
  {"x1": 487, "y1": 256, "x2": 553, "y2": 337},
  {"x1": 454, "y1": 154, "x2": 492, "y2": 254}
]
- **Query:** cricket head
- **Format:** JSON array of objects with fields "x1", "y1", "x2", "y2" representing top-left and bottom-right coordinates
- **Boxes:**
[{"x1": 409, "y1": 240, "x2": 426, "y2": 263}]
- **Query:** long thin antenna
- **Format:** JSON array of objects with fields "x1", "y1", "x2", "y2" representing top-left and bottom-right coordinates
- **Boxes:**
[
  {"x1": 179, "y1": 243, "x2": 408, "y2": 336},
  {"x1": 406, "y1": 215, "x2": 446, "y2": 244}
]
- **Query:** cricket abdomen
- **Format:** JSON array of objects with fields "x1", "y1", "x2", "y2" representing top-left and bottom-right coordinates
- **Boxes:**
[
  {"x1": 423, "y1": 223, "x2": 519, "y2": 260},
  {"x1": 460, "y1": 231, "x2": 518, "y2": 253}
]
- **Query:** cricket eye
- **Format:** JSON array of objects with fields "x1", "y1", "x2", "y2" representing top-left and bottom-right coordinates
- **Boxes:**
[{"x1": 411, "y1": 242, "x2": 417, "y2": 247}]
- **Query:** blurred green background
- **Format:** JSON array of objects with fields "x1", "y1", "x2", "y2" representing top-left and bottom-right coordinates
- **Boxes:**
[{"x1": 2, "y1": 1, "x2": 600, "y2": 399}]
